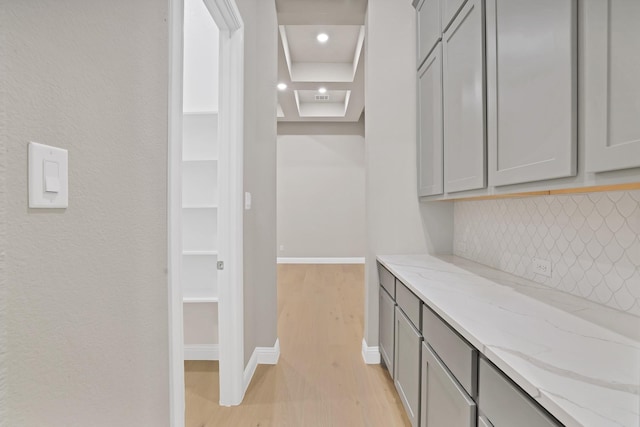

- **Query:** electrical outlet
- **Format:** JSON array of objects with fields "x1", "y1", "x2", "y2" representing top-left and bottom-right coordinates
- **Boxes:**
[
  {"x1": 532, "y1": 258, "x2": 552, "y2": 278},
  {"x1": 279, "y1": 245, "x2": 284, "y2": 252}
]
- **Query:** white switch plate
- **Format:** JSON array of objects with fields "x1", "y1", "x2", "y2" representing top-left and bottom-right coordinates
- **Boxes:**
[
  {"x1": 532, "y1": 257, "x2": 552, "y2": 278},
  {"x1": 29, "y1": 142, "x2": 68, "y2": 208},
  {"x1": 244, "y1": 191, "x2": 252, "y2": 210}
]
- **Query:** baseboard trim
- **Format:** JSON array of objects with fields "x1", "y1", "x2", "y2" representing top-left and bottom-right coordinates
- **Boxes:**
[
  {"x1": 361, "y1": 338, "x2": 380, "y2": 364},
  {"x1": 184, "y1": 344, "x2": 219, "y2": 361},
  {"x1": 242, "y1": 339, "x2": 281, "y2": 397},
  {"x1": 277, "y1": 257, "x2": 365, "y2": 264}
]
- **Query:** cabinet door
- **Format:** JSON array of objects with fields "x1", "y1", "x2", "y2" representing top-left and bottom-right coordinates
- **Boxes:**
[
  {"x1": 442, "y1": 0, "x2": 467, "y2": 31},
  {"x1": 418, "y1": 44, "x2": 444, "y2": 197},
  {"x1": 584, "y1": 0, "x2": 640, "y2": 172},
  {"x1": 487, "y1": 0, "x2": 577, "y2": 186},
  {"x1": 379, "y1": 286, "x2": 396, "y2": 377},
  {"x1": 395, "y1": 307, "x2": 422, "y2": 427},
  {"x1": 421, "y1": 343, "x2": 476, "y2": 427},
  {"x1": 417, "y1": 0, "x2": 441, "y2": 67},
  {"x1": 443, "y1": 0, "x2": 486, "y2": 194}
]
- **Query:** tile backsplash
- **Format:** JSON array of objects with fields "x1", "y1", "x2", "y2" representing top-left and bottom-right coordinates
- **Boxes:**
[{"x1": 453, "y1": 190, "x2": 640, "y2": 316}]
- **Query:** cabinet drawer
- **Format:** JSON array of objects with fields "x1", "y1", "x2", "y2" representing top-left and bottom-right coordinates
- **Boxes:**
[
  {"x1": 396, "y1": 281, "x2": 421, "y2": 329},
  {"x1": 421, "y1": 342, "x2": 476, "y2": 427},
  {"x1": 422, "y1": 304, "x2": 477, "y2": 397},
  {"x1": 378, "y1": 263, "x2": 396, "y2": 299},
  {"x1": 479, "y1": 358, "x2": 561, "y2": 427},
  {"x1": 417, "y1": 0, "x2": 441, "y2": 67}
]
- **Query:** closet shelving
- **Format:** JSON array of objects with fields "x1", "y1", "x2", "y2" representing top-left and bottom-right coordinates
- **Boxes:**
[{"x1": 182, "y1": 111, "x2": 219, "y2": 304}]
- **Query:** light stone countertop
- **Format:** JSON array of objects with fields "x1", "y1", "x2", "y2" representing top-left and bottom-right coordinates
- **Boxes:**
[{"x1": 377, "y1": 253, "x2": 640, "y2": 427}]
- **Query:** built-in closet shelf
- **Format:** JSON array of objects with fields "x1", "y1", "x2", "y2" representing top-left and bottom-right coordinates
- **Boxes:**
[
  {"x1": 182, "y1": 158, "x2": 218, "y2": 163},
  {"x1": 183, "y1": 296, "x2": 219, "y2": 303},
  {"x1": 183, "y1": 250, "x2": 218, "y2": 256},
  {"x1": 183, "y1": 111, "x2": 218, "y2": 115}
]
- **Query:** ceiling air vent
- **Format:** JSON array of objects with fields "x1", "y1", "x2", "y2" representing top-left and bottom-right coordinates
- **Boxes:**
[{"x1": 315, "y1": 95, "x2": 330, "y2": 101}]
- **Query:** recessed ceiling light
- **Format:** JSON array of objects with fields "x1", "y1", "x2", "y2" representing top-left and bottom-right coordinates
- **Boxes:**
[
  {"x1": 317, "y1": 33, "x2": 329, "y2": 43},
  {"x1": 277, "y1": 83, "x2": 287, "y2": 91},
  {"x1": 318, "y1": 87, "x2": 327, "y2": 94}
]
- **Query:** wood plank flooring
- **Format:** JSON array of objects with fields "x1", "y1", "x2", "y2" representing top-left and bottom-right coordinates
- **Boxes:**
[{"x1": 185, "y1": 264, "x2": 410, "y2": 427}]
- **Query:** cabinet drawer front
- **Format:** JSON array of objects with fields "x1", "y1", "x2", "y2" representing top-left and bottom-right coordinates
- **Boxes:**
[
  {"x1": 421, "y1": 342, "x2": 476, "y2": 427},
  {"x1": 422, "y1": 304, "x2": 477, "y2": 397},
  {"x1": 379, "y1": 286, "x2": 396, "y2": 378},
  {"x1": 396, "y1": 281, "x2": 421, "y2": 329},
  {"x1": 378, "y1": 263, "x2": 396, "y2": 298},
  {"x1": 417, "y1": 0, "x2": 441, "y2": 67},
  {"x1": 479, "y1": 359, "x2": 561, "y2": 427},
  {"x1": 395, "y1": 307, "x2": 422, "y2": 427}
]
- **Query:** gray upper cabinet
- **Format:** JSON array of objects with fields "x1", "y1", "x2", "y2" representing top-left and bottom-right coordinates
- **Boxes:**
[
  {"x1": 395, "y1": 307, "x2": 422, "y2": 427},
  {"x1": 486, "y1": 0, "x2": 577, "y2": 186},
  {"x1": 421, "y1": 342, "x2": 476, "y2": 427},
  {"x1": 584, "y1": 0, "x2": 640, "y2": 173},
  {"x1": 442, "y1": 0, "x2": 468, "y2": 31},
  {"x1": 418, "y1": 44, "x2": 444, "y2": 197},
  {"x1": 417, "y1": 0, "x2": 442, "y2": 67},
  {"x1": 443, "y1": 0, "x2": 487, "y2": 193}
]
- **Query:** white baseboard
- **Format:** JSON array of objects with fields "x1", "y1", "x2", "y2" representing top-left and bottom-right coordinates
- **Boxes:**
[
  {"x1": 277, "y1": 257, "x2": 365, "y2": 264},
  {"x1": 361, "y1": 338, "x2": 380, "y2": 364},
  {"x1": 184, "y1": 344, "x2": 219, "y2": 361},
  {"x1": 242, "y1": 339, "x2": 281, "y2": 397}
]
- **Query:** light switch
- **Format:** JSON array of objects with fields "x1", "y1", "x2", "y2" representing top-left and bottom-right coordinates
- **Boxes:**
[
  {"x1": 44, "y1": 160, "x2": 60, "y2": 193},
  {"x1": 29, "y1": 142, "x2": 68, "y2": 208},
  {"x1": 244, "y1": 192, "x2": 252, "y2": 210}
]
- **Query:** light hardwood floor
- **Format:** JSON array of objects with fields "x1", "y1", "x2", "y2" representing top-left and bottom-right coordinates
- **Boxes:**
[{"x1": 185, "y1": 264, "x2": 410, "y2": 427}]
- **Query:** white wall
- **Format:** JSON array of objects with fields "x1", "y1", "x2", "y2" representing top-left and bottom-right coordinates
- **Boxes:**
[
  {"x1": 364, "y1": 0, "x2": 454, "y2": 347},
  {"x1": 183, "y1": 0, "x2": 219, "y2": 113},
  {"x1": 2, "y1": 1, "x2": 170, "y2": 425},
  {"x1": 237, "y1": 0, "x2": 279, "y2": 366},
  {"x1": 277, "y1": 135, "x2": 366, "y2": 258}
]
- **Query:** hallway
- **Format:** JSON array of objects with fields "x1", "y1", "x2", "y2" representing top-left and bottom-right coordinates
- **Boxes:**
[{"x1": 185, "y1": 264, "x2": 410, "y2": 426}]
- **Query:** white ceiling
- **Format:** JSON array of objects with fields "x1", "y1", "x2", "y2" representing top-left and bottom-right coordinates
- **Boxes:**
[{"x1": 276, "y1": 0, "x2": 367, "y2": 123}]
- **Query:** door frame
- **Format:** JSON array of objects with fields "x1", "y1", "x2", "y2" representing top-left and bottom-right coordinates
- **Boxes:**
[{"x1": 168, "y1": 0, "x2": 245, "y2": 424}]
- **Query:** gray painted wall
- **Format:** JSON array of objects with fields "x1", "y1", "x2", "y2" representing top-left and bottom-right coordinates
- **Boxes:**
[
  {"x1": 364, "y1": 0, "x2": 453, "y2": 347},
  {"x1": 2, "y1": 1, "x2": 170, "y2": 425},
  {"x1": 277, "y1": 134, "x2": 366, "y2": 258},
  {"x1": 237, "y1": 0, "x2": 279, "y2": 366}
]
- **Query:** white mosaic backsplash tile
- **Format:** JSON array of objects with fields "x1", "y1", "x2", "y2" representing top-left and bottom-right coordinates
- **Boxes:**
[{"x1": 453, "y1": 190, "x2": 640, "y2": 316}]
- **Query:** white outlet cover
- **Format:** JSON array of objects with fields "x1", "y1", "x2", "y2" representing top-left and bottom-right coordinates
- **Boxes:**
[{"x1": 29, "y1": 142, "x2": 68, "y2": 208}]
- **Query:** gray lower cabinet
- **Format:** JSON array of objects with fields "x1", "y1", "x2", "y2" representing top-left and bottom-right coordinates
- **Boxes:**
[
  {"x1": 486, "y1": 0, "x2": 577, "y2": 186},
  {"x1": 394, "y1": 306, "x2": 422, "y2": 427},
  {"x1": 584, "y1": 0, "x2": 640, "y2": 173},
  {"x1": 478, "y1": 358, "x2": 561, "y2": 427},
  {"x1": 443, "y1": 0, "x2": 487, "y2": 194},
  {"x1": 379, "y1": 286, "x2": 396, "y2": 377},
  {"x1": 421, "y1": 342, "x2": 477, "y2": 427}
]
